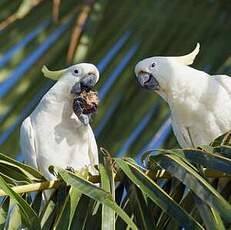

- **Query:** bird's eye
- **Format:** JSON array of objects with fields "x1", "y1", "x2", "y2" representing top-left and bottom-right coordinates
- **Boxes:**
[
  {"x1": 150, "y1": 62, "x2": 156, "y2": 69},
  {"x1": 72, "y1": 68, "x2": 81, "y2": 76}
]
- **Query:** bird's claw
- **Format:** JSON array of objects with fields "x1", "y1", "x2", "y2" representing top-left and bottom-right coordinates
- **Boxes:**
[{"x1": 66, "y1": 166, "x2": 75, "y2": 173}]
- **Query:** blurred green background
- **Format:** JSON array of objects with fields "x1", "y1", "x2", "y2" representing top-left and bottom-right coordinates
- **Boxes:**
[{"x1": 0, "y1": 0, "x2": 230, "y2": 161}]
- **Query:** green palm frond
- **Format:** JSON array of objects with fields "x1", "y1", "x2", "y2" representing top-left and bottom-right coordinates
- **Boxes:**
[{"x1": 0, "y1": 133, "x2": 230, "y2": 229}]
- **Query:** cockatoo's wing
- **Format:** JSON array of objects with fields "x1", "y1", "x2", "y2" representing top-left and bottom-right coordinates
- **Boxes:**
[
  {"x1": 20, "y1": 117, "x2": 38, "y2": 169},
  {"x1": 87, "y1": 127, "x2": 99, "y2": 175},
  {"x1": 212, "y1": 75, "x2": 231, "y2": 97},
  {"x1": 171, "y1": 115, "x2": 195, "y2": 148},
  {"x1": 20, "y1": 117, "x2": 53, "y2": 209}
]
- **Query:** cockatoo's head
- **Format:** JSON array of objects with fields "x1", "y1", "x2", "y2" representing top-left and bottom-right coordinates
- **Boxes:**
[
  {"x1": 42, "y1": 63, "x2": 99, "y2": 95},
  {"x1": 134, "y1": 43, "x2": 200, "y2": 100}
]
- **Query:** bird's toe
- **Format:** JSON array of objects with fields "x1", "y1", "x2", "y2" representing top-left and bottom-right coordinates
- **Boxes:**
[{"x1": 66, "y1": 166, "x2": 75, "y2": 173}]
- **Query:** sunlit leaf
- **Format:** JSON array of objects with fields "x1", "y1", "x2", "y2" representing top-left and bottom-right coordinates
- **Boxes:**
[
  {"x1": 0, "y1": 175, "x2": 39, "y2": 228},
  {"x1": 0, "y1": 152, "x2": 44, "y2": 181},
  {"x1": 99, "y1": 152, "x2": 115, "y2": 230},
  {"x1": 56, "y1": 167, "x2": 138, "y2": 230}
]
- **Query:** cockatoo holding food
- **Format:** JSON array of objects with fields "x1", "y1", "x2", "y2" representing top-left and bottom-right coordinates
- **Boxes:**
[
  {"x1": 135, "y1": 44, "x2": 231, "y2": 148},
  {"x1": 20, "y1": 63, "x2": 99, "y2": 180}
]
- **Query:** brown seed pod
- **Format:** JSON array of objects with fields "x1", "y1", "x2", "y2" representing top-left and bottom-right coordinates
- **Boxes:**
[
  {"x1": 80, "y1": 90, "x2": 99, "y2": 114},
  {"x1": 73, "y1": 89, "x2": 99, "y2": 118}
]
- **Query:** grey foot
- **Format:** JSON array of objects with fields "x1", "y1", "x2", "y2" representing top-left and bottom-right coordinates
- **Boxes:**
[{"x1": 66, "y1": 166, "x2": 75, "y2": 173}]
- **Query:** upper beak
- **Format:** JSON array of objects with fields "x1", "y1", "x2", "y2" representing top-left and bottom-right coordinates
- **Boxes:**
[
  {"x1": 80, "y1": 73, "x2": 97, "y2": 89},
  {"x1": 137, "y1": 73, "x2": 147, "y2": 87},
  {"x1": 137, "y1": 71, "x2": 160, "y2": 90},
  {"x1": 71, "y1": 73, "x2": 97, "y2": 95}
]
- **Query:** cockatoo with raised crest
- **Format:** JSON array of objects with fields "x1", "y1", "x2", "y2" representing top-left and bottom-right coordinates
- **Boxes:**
[
  {"x1": 135, "y1": 44, "x2": 231, "y2": 148},
  {"x1": 20, "y1": 63, "x2": 99, "y2": 180}
]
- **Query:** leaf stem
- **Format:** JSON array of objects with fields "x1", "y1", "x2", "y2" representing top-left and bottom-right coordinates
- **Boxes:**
[
  {"x1": 0, "y1": 180, "x2": 61, "y2": 196},
  {"x1": 0, "y1": 170, "x2": 229, "y2": 196}
]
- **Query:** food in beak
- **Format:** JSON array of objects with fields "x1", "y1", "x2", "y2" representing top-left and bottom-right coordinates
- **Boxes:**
[{"x1": 72, "y1": 84, "x2": 99, "y2": 125}]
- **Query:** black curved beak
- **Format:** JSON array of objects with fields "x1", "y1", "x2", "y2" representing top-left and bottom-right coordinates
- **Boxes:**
[
  {"x1": 137, "y1": 72, "x2": 160, "y2": 90},
  {"x1": 71, "y1": 74, "x2": 97, "y2": 95},
  {"x1": 81, "y1": 74, "x2": 97, "y2": 90}
]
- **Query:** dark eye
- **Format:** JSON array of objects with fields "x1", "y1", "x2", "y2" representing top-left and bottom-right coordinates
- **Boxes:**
[
  {"x1": 72, "y1": 68, "x2": 81, "y2": 76},
  {"x1": 151, "y1": 63, "x2": 155, "y2": 68}
]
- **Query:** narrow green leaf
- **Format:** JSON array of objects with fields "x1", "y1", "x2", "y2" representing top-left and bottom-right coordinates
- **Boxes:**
[
  {"x1": 56, "y1": 167, "x2": 138, "y2": 230},
  {"x1": 195, "y1": 196, "x2": 225, "y2": 230},
  {"x1": 0, "y1": 197, "x2": 9, "y2": 229},
  {"x1": 156, "y1": 181, "x2": 185, "y2": 230},
  {"x1": 53, "y1": 187, "x2": 82, "y2": 230},
  {"x1": 150, "y1": 154, "x2": 231, "y2": 221},
  {"x1": 69, "y1": 195, "x2": 92, "y2": 230},
  {"x1": 31, "y1": 192, "x2": 42, "y2": 215},
  {"x1": 178, "y1": 149, "x2": 231, "y2": 174},
  {"x1": 5, "y1": 201, "x2": 22, "y2": 230},
  {"x1": 151, "y1": 149, "x2": 199, "y2": 172},
  {"x1": 220, "y1": 180, "x2": 231, "y2": 200},
  {"x1": 67, "y1": 188, "x2": 82, "y2": 228},
  {"x1": 180, "y1": 191, "x2": 196, "y2": 213},
  {"x1": 116, "y1": 196, "x2": 132, "y2": 230},
  {"x1": 40, "y1": 192, "x2": 58, "y2": 230},
  {"x1": 0, "y1": 175, "x2": 40, "y2": 228},
  {"x1": 210, "y1": 131, "x2": 231, "y2": 146},
  {"x1": 99, "y1": 155, "x2": 115, "y2": 230},
  {"x1": 114, "y1": 158, "x2": 203, "y2": 230},
  {"x1": 115, "y1": 182, "x2": 125, "y2": 205},
  {"x1": 198, "y1": 145, "x2": 215, "y2": 154},
  {"x1": 0, "y1": 153, "x2": 44, "y2": 181},
  {"x1": 127, "y1": 183, "x2": 155, "y2": 230},
  {"x1": 0, "y1": 163, "x2": 32, "y2": 183},
  {"x1": 0, "y1": 172, "x2": 16, "y2": 186},
  {"x1": 84, "y1": 200, "x2": 102, "y2": 230},
  {"x1": 166, "y1": 191, "x2": 196, "y2": 230},
  {"x1": 214, "y1": 145, "x2": 231, "y2": 159}
]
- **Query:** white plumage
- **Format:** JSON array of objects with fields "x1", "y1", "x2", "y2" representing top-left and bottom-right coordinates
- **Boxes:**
[
  {"x1": 20, "y1": 63, "x2": 99, "y2": 180},
  {"x1": 135, "y1": 44, "x2": 231, "y2": 148}
]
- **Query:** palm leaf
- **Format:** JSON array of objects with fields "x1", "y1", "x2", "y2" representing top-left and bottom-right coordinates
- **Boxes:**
[
  {"x1": 55, "y1": 167, "x2": 138, "y2": 230},
  {"x1": 149, "y1": 153, "x2": 231, "y2": 221},
  {"x1": 114, "y1": 158, "x2": 203, "y2": 229}
]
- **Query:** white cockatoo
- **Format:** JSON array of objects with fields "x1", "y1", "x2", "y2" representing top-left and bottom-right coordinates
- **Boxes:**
[
  {"x1": 135, "y1": 44, "x2": 231, "y2": 148},
  {"x1": 20, "y1": 63, "x2": 100, "y2": 180}
]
